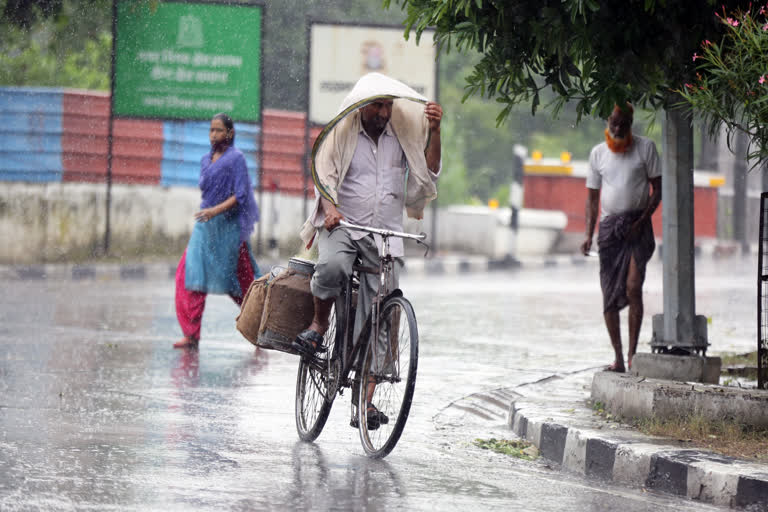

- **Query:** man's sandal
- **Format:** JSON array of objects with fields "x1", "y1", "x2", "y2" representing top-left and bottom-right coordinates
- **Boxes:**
[
  {"x1": 349, "y1": 402, "x2": 390, "y2": 430},
  {"x1": 367, "y1": 402, "x2": 389, "y2": 428},
  {"x1": 292, "y1": 329, "x2": 327, "y2": 357}
]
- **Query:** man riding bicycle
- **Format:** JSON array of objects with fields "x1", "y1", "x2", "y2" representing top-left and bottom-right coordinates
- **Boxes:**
[{"x1": 293, "y1": 73, "x2": 443, "y2": 428}]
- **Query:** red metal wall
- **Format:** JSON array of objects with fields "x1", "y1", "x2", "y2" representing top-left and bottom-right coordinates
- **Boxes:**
[
  {"x1": 53, "y1": 88, "x2": 721, "y2": 239},
  {"x1": 60, "y1": 90, "x2": 316, "y2": 192},
  {"x1": 261, "y1": 109, "x2": 316, "y2": 196},
  {"x1": 62, "y1": 91, "x2": 163, "y2": 184},
  {"x1": 522, "y1": 174, "x2": 719, "y2": 238}
]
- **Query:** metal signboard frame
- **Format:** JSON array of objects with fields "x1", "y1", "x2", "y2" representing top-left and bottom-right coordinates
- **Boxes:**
[{"x1": 106, "y1": 0, "x2": 265, "y2": 253}]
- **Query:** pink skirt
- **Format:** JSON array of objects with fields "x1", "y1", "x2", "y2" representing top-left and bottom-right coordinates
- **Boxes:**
[{"x1": 175, "y1": 241, "x2": 255, "y2": 342}]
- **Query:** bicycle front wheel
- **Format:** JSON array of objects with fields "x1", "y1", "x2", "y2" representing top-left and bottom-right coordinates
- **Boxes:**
[
  {"x1": 358, "y1": 295, "x2": 418, "y2": 458},
  {"x1": 295, "y1": 302, "x2": 340, "y2": 442}
]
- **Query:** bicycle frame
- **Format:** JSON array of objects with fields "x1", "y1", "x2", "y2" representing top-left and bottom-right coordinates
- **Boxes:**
[
  {"x1": 307, "y1": 221, "x2": 427, "y2": 400},
  {"x1": 295, "y1": 220, "x2": 427, "y2": 456}
]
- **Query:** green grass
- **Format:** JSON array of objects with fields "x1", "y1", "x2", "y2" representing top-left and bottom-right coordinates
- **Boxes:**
[
  {"x1": 635, "y1": 415, "x2": 768, "y2": 461},
  {"x1": 589, "y1": 399, "x2": 768, "y2": 461},
  {"x1": 473, "y1": 438, "x2": 539, "y2": 460},
  {"x1": 719, "y1": 351, "x2": 758, "y2": 367}
]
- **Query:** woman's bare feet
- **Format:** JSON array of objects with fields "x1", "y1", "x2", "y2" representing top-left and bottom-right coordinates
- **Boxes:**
[
  {"x1": 605, "y1": 361, "x2": 626, "y2": 373},
  {"x1": 173, "y1": 336, "x2": 199, "y2": 349}
]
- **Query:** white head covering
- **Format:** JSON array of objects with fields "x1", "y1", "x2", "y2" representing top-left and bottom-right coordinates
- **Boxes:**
[
  {"x1": 310, "y1": 73, "x2": 430, "y2": 202},
  {"x1": 334, "y1": 72, "x2": 427, "y2": 117}
]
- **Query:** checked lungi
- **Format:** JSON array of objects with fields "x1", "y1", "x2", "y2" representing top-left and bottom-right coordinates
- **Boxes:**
[{"x1": 597, "y1": 210, "x2": 655, "y2": 313}]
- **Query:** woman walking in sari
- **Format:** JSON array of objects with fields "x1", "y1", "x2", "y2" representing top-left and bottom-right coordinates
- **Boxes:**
[{"x1": 173, "y1": 113, "x2": 261, "y2": 349}]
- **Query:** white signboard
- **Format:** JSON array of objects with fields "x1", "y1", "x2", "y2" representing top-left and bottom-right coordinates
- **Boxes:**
[{"x1": 309, "y1": 23, "x2": 437, "y2": 125}]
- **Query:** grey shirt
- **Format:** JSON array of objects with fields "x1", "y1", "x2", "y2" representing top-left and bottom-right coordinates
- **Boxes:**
[{"x1": 337, "y1": 122, "x2": 408, "y2": 257}]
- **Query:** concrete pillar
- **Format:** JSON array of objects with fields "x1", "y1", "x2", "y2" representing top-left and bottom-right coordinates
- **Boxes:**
[
  {"x1": 762, "y1": 161, "x2": 768, "y2": 193},
  {"x1": 732, "y1": 131, "x2": 749, "y2": 253},
  {"x1": 696, "y1": 122, "x2": 718, "y2": 172},
  {"x1": 651, "y1": 102, "x2": 708, "y2": 355},
  {"x1": 507, "y1": 145, "x2": 526, "y2": 261}
]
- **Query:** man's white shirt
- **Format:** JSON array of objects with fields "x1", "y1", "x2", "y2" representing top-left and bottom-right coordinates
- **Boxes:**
[{"x1": 586, "y1": 135, "x2": 661, "y2": 220}]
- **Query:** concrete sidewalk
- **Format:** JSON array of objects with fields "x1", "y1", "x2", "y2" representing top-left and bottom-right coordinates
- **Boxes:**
[{"x1": 509, "y1": 369, "x2": 768, "y2": 510}]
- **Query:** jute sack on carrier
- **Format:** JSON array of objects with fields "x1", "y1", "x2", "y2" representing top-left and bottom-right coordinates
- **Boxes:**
[
  {"x1": 257, "y1": 262, "x2": 315, "y2": 355},
  {"x1": 235, "y1": 272, "x2": 273, "y2": 346}
]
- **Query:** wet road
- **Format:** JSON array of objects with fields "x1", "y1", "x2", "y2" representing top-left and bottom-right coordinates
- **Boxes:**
[{"x1": 0, "y1": 256, "x2": 755, "y2": 510}]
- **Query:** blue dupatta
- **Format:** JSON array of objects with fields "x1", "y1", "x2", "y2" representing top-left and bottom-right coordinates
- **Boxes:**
[{"x1": 184, "y1": 211, "x2": 258, "y2": 297}]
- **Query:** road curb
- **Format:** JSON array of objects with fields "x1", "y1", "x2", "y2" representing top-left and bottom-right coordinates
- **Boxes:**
[
  {"x1": 0, "y1": 243, "x2": 753, "y2": 280},
  {"x1": 509, "y1": 399, "x2": 768, "y2": 509},
  {"x1": 0, "y1": 263, "x2": 179, "y2": 282},
  {"x1": 0, "y1": 254, "x2": 597, "y2": 281}
]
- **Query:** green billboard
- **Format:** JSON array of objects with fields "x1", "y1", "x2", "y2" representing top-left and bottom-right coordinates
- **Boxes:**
[{"x1": 113, "y1": 1, "x2": 262, "y2": 121}]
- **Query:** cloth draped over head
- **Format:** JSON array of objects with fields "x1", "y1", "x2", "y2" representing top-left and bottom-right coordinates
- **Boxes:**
[{"x1": 300, "y1": 72, "x2": 439, "y2": 248}]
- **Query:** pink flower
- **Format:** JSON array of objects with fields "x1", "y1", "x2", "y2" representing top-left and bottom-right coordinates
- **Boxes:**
[
  {"x1": 702, "y1": 39, "x2": 712, "y2": 47},
  {"x1": 693, "y1": 53, "x2": 699, "y2": 61},
  {"x1": 685, "y1": 83, "x2": 694, "y2": 89},
  {"x1": 760, "y1": 75, "x2": 766, "y2": 84},
  {"x1": 727, "y1": 17, "x2": 740, "y2": 26},
  {"x1": 763, "y1": 23, "x2": 768, "y2": 30}
]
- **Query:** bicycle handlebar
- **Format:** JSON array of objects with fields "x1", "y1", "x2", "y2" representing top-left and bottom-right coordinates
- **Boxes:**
[{"x1": 338, "y1": 220, "x2": 427, "y2": 242}]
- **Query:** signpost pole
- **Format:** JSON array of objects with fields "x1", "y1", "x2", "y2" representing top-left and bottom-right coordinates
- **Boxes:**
[
  {"x1": 303, "y1": 19, "x2": 313, "y2": 222},
  {"x1": 256, "y1": 5, "x2": 265, "y2": 256},
  {"x1": 104, "y1": 0, "x2": 117, "y2": 256},
  {"x1": 430, "y1": 51, "x2": 440, "y2": 256}
]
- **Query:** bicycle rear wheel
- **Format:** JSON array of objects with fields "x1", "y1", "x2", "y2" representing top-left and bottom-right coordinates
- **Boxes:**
[
  {"x1": 295, "y1": 302, "x2": 340, "y2": 442},
  {"x1": 358, "y1": 295, "x2": 418, "y2": 458}
]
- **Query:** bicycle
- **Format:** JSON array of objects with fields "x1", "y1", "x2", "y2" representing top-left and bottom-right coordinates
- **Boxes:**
[{"x1": 294, "y1": 220, "x2": 427, "y2": 458}]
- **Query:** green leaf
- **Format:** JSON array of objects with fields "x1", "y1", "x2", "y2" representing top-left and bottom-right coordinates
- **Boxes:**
[{"x1": 495, "y1": 104, "x2": 512, "y2": 126}]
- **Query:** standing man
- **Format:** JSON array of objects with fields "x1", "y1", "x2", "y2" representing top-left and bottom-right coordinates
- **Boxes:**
[{"x1": 581, "y1": 103, "x2": 662, "y2": 373}]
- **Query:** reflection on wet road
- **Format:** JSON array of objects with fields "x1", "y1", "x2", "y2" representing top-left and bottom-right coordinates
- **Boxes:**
[{"x1": 0, "y1": 257, "x2": 752, "y2": 510}]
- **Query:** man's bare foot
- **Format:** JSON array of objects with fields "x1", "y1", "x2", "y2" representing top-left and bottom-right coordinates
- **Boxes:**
[
  {"x1": 173, "y1": 336, "x2": 198, "y2": 349},
  {"x1": 605, "y1": 362, "x2": 625, "y2": 373},
  {"x1": 306, "y1": 320, "x2": 329, "y2": 337}
]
